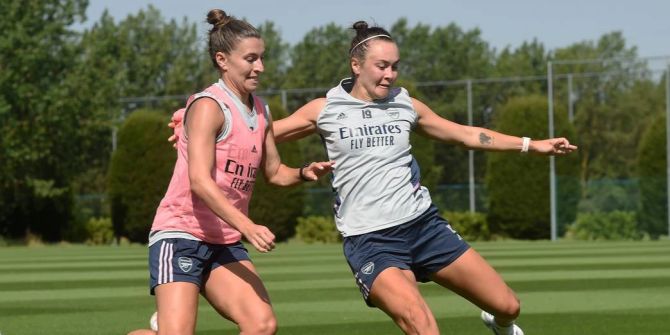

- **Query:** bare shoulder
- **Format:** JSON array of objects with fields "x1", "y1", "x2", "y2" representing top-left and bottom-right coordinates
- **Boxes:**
[
  {"x1": 295, "y1": 98, "x2": 326, "y2": 119},
  {"x1": 305, "y1": 97, "x2": 326, "y2": 110},
  {"x1": 411, "y1": 97, "x2": 433, "y2": 118},
  {"x1": 186, "y1": 96, "x2": 224, "y2": 132},
  {"x1": 190, "y1": 96, "x2": 222, "y2": 114},
  {"x1": 411, "y1": 97, "x2": 429, "y2": 110}
]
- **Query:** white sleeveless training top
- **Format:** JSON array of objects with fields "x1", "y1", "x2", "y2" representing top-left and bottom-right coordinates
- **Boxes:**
[{"x1": 317, "y1": 78, "x2": 432, "y2": 237}]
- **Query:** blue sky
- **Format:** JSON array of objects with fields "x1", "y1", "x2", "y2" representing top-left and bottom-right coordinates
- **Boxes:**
[{"x1": 83, "y1": 0, "x2": 670, "y2": 57}]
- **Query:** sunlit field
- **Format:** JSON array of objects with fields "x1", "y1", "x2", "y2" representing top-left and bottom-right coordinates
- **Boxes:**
[{"x1": 1, "y1": 240, "x2": 668, "y2": 334}]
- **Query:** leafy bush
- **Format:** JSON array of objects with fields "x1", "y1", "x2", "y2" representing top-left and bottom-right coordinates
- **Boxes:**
[
  {"x1": 565, "y1": 211, "x2": 642, "y2": 240},
  {"x1": 578, "y1": 179, "x2": 639, "y2": 213},
  {"x1": 441, "y1": 211, "x2": 490, "y2": 241},
  {"x1": 486, "y1": 95, "x2": 580, "y2": 239},
  {"x1": 0, "y1": 178, "x2": 76, "y2": 243},
  {"x1": 85, "y1": 217, "x2": 115, "y2": 245},
  {"x1": 108, "y1": 110, "x2": 174, "y2": 242},
  {"x1": 295, "y1": 215, "x2": 341, "y2": 243},
  {"x1": 637, "y1": 113, "x2": 667, "y2": 239}
]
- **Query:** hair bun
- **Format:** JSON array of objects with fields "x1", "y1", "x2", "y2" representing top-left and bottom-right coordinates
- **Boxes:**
[
  {"x1": 352, "y1": 21, "x2": 369, "y2": 32},
  {"x1": 207, "y1": 9, "x2": 231, "y2": 27}
]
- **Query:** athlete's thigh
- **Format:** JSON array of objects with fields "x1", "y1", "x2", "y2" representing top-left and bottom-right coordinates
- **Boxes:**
[
  {"x1": 369, "y1": 267, "x2": 427, "y2": 316},
  {"x1": 154, "y1": 282, "x2": 200, "y2": 335},
  {"x1": 149, "y1": 239, "x2": 211, "y2": 335},
  {"x1": 429, "y1": 248, "x2": 517, "y2": 311},
  {"x1": 202, "y1": 260, "x2": 274, "y2": 324}
]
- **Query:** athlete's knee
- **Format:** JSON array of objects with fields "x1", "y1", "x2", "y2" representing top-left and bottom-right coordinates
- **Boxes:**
[
  {"x1": 239, "y1": 314, "x2": 277, "y2": 335},
  {"x1": 393, "y1": 300, "x2": 435, "y2": 334},
  {"x1": 495, "y1": 293, "x2": 521, "y2": 320}
]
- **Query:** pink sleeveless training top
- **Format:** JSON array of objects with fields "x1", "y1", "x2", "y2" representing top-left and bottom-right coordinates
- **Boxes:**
[{"x1": 151, "y1": 82, "x2": 267, "y2": 244}]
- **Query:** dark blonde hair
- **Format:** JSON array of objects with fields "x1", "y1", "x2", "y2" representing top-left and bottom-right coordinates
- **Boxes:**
[
  {"x1": 206, "y1": 9, "x2": 261, "y2": 68},
  {"x1": 349, "y1": 21, "x2": 393, "y2": 61}
]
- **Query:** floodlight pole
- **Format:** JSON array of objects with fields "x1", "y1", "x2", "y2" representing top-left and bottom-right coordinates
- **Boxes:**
[
  {"x1": 567, "y1": 74, "x2": 574, "y2": 122},
  {"x1": 666, "y1": 63, "x2": 670, "y2": 237},
  {"x1": 112, "y1": 106, "x2": 124, "y2": 153},
  {"x1": 112, "y1": 124, "x2": 117, "y2": 152},
  {"x1": 547, "y1": 61, "x2": 558, "y2": 241},
  {"x1": 281, "y1": 90, "x2": 288, "y2": 111},
  {"x1": 466, "y1": 80, "x2": 476, "y2": 213}
]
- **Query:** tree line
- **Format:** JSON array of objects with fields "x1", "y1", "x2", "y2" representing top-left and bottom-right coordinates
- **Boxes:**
[{"x1": 1, "y1": 0, "x2": 667, "y2": 243}]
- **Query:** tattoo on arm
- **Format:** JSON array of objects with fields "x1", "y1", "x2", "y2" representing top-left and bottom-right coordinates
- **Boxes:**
[{"x1": 479, "y1": 132, "x2": 493, "y2": 145}]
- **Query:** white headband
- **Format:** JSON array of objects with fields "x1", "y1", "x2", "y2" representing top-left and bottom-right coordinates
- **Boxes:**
[{"x1": 349, "y1": 34, "x2": 392, "y2": 55}]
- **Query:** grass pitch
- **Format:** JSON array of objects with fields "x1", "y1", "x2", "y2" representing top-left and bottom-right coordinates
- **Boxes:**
[{"x1": 0, "y1": 240, "x2": 668, "y2": 334}]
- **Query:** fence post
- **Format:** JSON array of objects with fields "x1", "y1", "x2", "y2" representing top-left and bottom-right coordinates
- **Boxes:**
[
  {"x1": 547, "y1": 61, "x2": 558, "y2": 241},
  {"x1": 666, "y1": 63, "x2": 670, "y2": 237},
  {"x1": 467, "y1": 79, "x2": 476, "y2": 213},
  {"x1": 281, "y1": 90, "x2": 288, "y2": 111},
  {"x1": 567, "y1": 73, "x2": 574, "y2": 122}
]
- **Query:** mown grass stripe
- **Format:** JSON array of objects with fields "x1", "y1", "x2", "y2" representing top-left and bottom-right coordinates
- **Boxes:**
[
  {"x1": 490, "y1": 260, "x2": 670, "y2": 272},
  {"x1": 6, "y1": 272, "x2": 666, "y2": 301},
  {"x1": 471, "y1": 240, "x2": 670, "y2": 249},
  {"x1": 0, "y1": 240, "x2": 668, "y2": 335},
  {"x1": 0, "y1": 261, "x2": 146, "y2": 272},
  {"x1": 0, "y1": 278, "x2": 148, "y2": 292},
  {"x1": 0, "y1": 254, "x2": 147, "y2": 264},
  {"x1": 0, "y1": 270, "x2": 146, "y2": 283},
  {"x1": 476, "y1": 246, "x2": 670, "y2": 255},
  {"x1": 251, "y1": 254, "x2": 346, "y2": 265},
  {"x1": 421, "y1": 276, "x2": 670, "y2": 295},
  {"x1": 496, "y1": 267, "x2": 670, "y2": 281},
  {"x1": 3, "y1": 286, "x2": 667, "y2": 328},
  {"x1": 3, "y1": 254, "x2": 664, "y2": 274},
  {"x1": 482, "y1": 254, "x2": 670, "y2": 266},
  {"x1": 0, "y1": 286, "x2": 149, "y2": 303},
  {"x1": 478, "y1": 249, "x2": 669, "y2": 260}
]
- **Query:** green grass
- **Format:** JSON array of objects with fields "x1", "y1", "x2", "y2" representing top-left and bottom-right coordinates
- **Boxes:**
[{"x1": 1, "y1": 240, "x2": 669, "y2": 334}]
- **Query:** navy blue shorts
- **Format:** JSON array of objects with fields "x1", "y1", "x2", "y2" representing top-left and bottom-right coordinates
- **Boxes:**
[
  {"x1": 148, "y1": 238, "x2": 250, "y2": 294},
  {"x1": 342, "y1": 205, "x2": 470, "y2": 306}
]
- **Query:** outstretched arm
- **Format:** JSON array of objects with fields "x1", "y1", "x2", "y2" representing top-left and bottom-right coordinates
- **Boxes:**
[
  {"x1": 170, "y1": 98, "x2": 326, "y2": 145},
  {"x1": 272, "y1": 98, "x2": 325, "y2": 143},
  {"x1": 413, "y1": 98, "x2": 577, "y2": 155},
  {"x1": 262, "y1": 108, "x2": 334, "y2": 186}
]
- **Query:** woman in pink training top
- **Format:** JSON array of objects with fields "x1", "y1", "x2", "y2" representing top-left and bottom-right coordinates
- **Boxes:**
[{"x1": 128, "y1": 9, "x2": 333, "y2": 335}]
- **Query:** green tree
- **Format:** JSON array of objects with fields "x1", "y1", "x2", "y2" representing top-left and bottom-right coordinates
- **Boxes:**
[
  {"x1": 284, "y1": 23, "x2": 351, "y2": 90},
  {"x1": 271, "y1": 23, "x2": 350, "y2": 163},
  {"x1": 486, "y1": 95, "x2": 579, "y2": 239},
  {"x1": 494, "y1": 39, "x2": 548, "y2": 97},
  {"x1": 108, "y1": 110, "x2": 174, "y2": 242},
  {"x1": 86, "y1": 6, "x2": 213, "y2": 103},
  {"x1": 76, "y1": 5, "x2": 212, "y2": 140},
  {"x1": 257, "y1": 21, "x2": 290, "y2": 90},
  {"x1": 637, "y1": 112, "x2": 668, "y2": 239},
  {"x1": 68, "y1": 6, "x2": 213, "y2": 224},
  {"x1": 553, "y1": 32, "x2": 650, "y2": 183},
  {"x1": 0, "y1": 0, "x2": 88, "y2": 241},
  {"x1": 391, "y1": 17, "x2": 494, "y2": 115},
  {"x1": 248, "y1": 99, "x2": 305, "y2": 241},
  {"x1": 391, "y1": 18, "x2": 494, "y2": 84}
]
